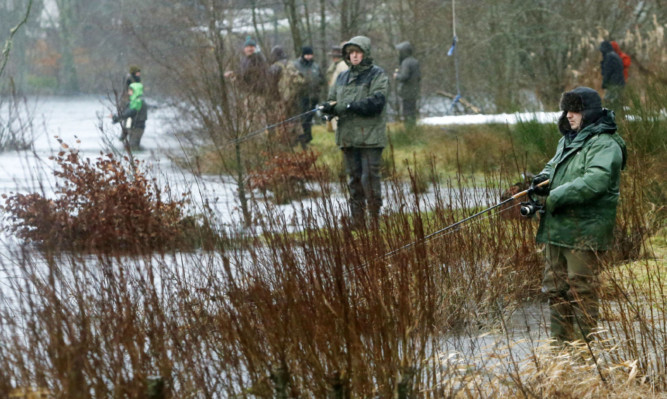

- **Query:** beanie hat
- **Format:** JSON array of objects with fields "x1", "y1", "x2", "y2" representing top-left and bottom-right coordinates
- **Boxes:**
[
  {"x1": 301, "y1": 46, "x2": 314, "y2": 56},
  {"x1": 129, "y1": 65, "x2": 141, "y2": 74},
  {"x1": 244, "y1": 36, "x2": 257, "y2": 47}
]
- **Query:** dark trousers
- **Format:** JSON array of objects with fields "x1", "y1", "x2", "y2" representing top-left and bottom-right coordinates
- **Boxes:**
[
  {"x1": 401, "y1": 98, "x2": 418, "y2": 127},
  {"x1": 342, "y1": 147, "x2": 384, "y2": 224},
  {"x1": 299, "y1": 97, "x2": 318, "y2": 146}
]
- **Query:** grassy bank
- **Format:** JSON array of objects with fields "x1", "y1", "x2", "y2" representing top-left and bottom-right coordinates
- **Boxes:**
[{"x1": 309, "y1": 119, "x2": 561, "y2": 184}]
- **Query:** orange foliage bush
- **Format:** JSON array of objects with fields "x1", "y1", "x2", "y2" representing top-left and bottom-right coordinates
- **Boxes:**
[{"x1": 2, "y1": 142, "x2": 188, "y2": 253}]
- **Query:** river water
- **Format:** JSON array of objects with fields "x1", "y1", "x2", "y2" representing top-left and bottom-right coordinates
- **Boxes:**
[{"x1": 0, "y1": 95, "x2": 256, "y2": 228}]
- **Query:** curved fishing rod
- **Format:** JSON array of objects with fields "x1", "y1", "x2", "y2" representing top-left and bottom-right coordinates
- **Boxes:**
[{"x1": 377, "y1": 179, "x2": 550, "y2": 261}]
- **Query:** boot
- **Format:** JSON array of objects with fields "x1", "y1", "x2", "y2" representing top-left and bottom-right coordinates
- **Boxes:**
[{"x1": 549, "y1": 296, "x2": 574, "y2": 344}]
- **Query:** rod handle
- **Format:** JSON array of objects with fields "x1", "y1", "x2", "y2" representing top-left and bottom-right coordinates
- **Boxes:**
[{"x1": 511, "y1": 179, "x2": 550, "y2": 200}]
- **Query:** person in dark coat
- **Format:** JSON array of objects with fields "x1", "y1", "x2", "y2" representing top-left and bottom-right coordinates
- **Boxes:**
[
  {"x1": 238, "y1": 37, "x2": 269, "y2": 96},
  {"x1": 224, "y1": 37, "x2": 269, "y2": 97},
  {"x1": 393, "y1": 41, "x2": 421, "y2": 127},
  {"x1": 320, "y1": 36, "x2": 389, "y2": 228},
  {"x1": 599, "y1": 40, "x2": 625, "y2": 110},
  {"x1": 532, "y1": 86, "x2": 626, "y2": 345},
  {"x1": 293, "y1": 46, "x2": 325, "y2": 147}
]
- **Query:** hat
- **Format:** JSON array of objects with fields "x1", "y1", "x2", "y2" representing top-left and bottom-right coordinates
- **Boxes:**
[
  {"x1": 558, "y1": 87, "x2": 603, "y2": 131},
  {"x1": 244, "y1": 36, "x2": 257, "y2": 47},
  {"x1": 560, "y1": 87, "x2": 601, "y2": 112},
  {"x1": 129, "y1": 65, "x2": 141, "y2": 74},
  {"x1": 329, "y1": 45, "x2": 342, "y2": 57},
  {"x1": 301, "y1": 46, "x2": 314, "y2": 56}
]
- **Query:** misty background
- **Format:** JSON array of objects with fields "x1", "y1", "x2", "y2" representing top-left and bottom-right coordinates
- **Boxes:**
[{"x1": 2, "y1": 0, "x2": 665, "y2": 112}]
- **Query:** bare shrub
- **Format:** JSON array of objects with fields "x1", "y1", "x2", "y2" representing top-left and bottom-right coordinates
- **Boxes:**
[{"x1": 1, "y1": 139, "x2": 192, "y2": 253}]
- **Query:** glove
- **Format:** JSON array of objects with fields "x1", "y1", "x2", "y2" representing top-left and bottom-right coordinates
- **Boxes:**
[
  {"x1": 112, "y1": 115, "x2": 119, "y2": 124},
  {"x1": 334, "y1": 102, "x2": 348, "y2": 115},
  {"x1": 346, "y1": 102, "x2": 362, "y2": 114},
  {"x1": 530, "y1": 174, "x2": 550, "y2": 196},
  {"x1": 319, "y1": 102, "x2": 335, "y2": 114}
]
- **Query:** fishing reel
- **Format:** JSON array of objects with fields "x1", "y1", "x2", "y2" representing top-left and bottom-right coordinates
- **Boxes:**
[{"x1": 519, "y1": 189, "x2": 545, "y2": 218}]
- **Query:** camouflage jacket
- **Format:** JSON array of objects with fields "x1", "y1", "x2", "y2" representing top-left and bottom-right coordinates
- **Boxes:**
[
  {"x1": 536, "y1": 110, "x2": 627, "y2": 250},
  {"x1": 269, "y1": 59, "x2": 305, "y2": 103},
  {"x1": 326, "y1": 36, "x2": 389, "y2": 149}
]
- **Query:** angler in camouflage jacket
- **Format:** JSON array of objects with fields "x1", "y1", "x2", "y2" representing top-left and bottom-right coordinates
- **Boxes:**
[
  {"x1": 321, "y1": 36, "x2": 389, "y2": 227},
  {"x1": 532, "y1": 86, "x2": 626, "y2": 344}
]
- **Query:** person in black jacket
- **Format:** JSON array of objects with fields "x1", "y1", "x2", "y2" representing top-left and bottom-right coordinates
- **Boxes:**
[
  {"x1": 599, "y1": 40, "x2": 625, "y2": 110},
  {"x1": 293, "y1": 46, "x2": 325, "y2": 147}
]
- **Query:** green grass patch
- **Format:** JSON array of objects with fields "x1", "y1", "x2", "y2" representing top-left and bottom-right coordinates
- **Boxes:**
[{"x1": 309, "y1": 120, "x2": 558, "y2": 184}]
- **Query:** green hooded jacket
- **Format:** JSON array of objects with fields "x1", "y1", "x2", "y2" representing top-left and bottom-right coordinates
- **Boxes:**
[
  {"x1": 116, "y1": 82, "x2": 147, "y2": 129},
  {"x1": 327, "y1": 36, "x2": 389, "y2": 148},
  {"x1": 536, "y1": 109, "x2": 627, "y2": 250},
  {"x1": 129, "y1": 82, "x2": 144, "y2": 112}
]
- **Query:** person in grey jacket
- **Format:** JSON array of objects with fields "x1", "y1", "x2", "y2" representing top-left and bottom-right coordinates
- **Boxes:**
[
  {"x1": 320, "y1": 36, "x2": 389, "y2": 228},
  {"x1": 394, "y1": 41, "x2": 421, "y2": 127}
]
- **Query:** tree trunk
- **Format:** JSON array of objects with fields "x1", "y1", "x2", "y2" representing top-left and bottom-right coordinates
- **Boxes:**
[
  {"x1": 234, "y1": 141, "x2": 252, "y2": 227},
  {"x1": 283, "y1": 0, "x2": 302, "y2": 56},
  {"x1": 56, "y1": 0, "x2": 80, "y2": 93}
]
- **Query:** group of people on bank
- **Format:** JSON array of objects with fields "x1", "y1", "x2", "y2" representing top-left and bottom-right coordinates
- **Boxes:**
[
  {"x1": 224, "y1": 36, "x2": 421, "y2": 148},
  {"x1": 223, "y1": 35, "x2": 421, "y2": 228},
  {"x1": 113, "y1": 36, "x2": 631, "y2": 349}
]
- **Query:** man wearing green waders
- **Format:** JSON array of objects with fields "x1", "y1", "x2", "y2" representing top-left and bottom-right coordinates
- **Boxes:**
[{"x1": 531, "y1": 86, "x2": 626, "y2": 345}]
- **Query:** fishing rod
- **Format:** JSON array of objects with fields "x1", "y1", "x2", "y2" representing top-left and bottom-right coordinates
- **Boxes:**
[
  {"x1": 228, "y1": 102, "x2": 336, "y2": 147},
  {"x1": 377, "y1": 179, "x2": 550, "y2": 261}
]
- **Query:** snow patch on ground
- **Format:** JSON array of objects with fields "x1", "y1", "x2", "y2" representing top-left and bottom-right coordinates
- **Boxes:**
[{"x1": 420, "y1": 111, "x2": 560, "y2": 126}]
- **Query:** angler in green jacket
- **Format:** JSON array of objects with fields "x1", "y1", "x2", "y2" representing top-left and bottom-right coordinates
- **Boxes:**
[
  {"x1": 531, "y1": 86, "x2": 627, "y2": 344},
  {"x1": 320, "y1": 36, "x2": 389, "y2": 227},
  {"x1": 112, "y1": 82, "x2": 148, "y2": 150}
]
